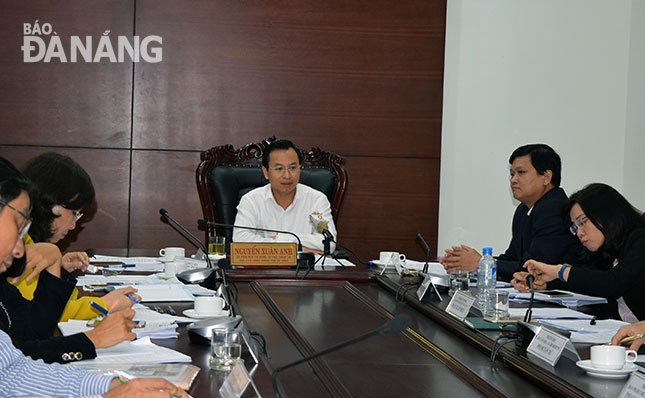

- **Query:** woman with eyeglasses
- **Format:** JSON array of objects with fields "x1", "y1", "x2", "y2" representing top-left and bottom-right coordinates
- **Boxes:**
[
  {"x1": 524, "y1": 183, "x2": 645, "y2": 322},
  {"x1": 0, "y1": 157, "x2": 185, "y2": 398},
  {"x1": 10, "y1": 153, "x2": 138, "y2": 323}
]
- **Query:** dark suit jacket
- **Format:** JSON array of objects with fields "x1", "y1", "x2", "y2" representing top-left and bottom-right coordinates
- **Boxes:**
[
  {"x1": 568, "y1": 228, "x2": 645, "y2": 320},
  {"x1": 497, "y1": 187, "x2": 581, "y2": 281},
  {"x1": 0, "y1": 269, "x2": 96, "y2": 364}
]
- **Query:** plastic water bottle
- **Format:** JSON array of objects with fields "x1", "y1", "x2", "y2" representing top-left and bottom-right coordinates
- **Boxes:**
[{"x1": 476, "y1": 248, "x2": 496, "y2": 316}]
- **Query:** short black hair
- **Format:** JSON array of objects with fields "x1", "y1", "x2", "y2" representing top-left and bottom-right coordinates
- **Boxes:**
[
  {"x1": 0, "y1": 156, "x2": 34, "y2": 278},
  {"x1": 262, "y1": 140, "x2": 303, "y2": 169},
  {"x1": 565, "y1": 183, "x2": 645, "y2": 255},
  {"x1": 509, "y1": 144, "x2": 562, "y2": 187},
  {"x1": 22, "y1": 153, "x2": 95, "y2": 243}
]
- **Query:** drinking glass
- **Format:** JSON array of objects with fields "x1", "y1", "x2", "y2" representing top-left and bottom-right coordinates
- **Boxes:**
[{"x1": 210, "y1": 328, "x2": 241, "y2": 371}]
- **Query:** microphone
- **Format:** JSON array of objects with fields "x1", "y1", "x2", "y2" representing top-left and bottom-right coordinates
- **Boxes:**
[
  {"x1": 321, "y1": 229, "x2": 334, "y2": 257},
  {"x1": 523, "y1": 274, "x2": 535, "y2": 322},
  {"x1": 416, "y1": 231, "x2": 432, "y2": 274},
  {"x1": 197, "y1": 219, "x2": 303, "y2": 251},
  {"x1": 271, "y1": 314, "x2": 412, "y2": 397}
]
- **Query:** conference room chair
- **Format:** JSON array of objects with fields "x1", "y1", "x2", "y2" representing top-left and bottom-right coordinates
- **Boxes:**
[{"x1": 196, "y1": 136, "x2": 348, "y2": 245}]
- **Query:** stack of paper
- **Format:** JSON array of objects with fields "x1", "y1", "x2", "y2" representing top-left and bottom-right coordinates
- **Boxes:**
[
  {"x1": 86, "y1": 337, "x2": 191, "y2": 364},
  {"x1": 509, "y1": 290, "x2": 608, "y2": 307},
  {"x1": 539, "y1": 319, "x2": 629, "y2": 344},
  {"x1": 507, "y1": 307, "x2": 594, "y2": 320},
  {"x1": 314, "y1": 256, "x2": 356, "y2": 269},
  {"x1": 91, "y1": 255, "x2": 165, "y2": 273}
]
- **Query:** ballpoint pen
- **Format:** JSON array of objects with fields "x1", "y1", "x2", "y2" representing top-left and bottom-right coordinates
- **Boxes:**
[
  {"x1": 126, "y1": 293, "x2": 139, "y2": 304},
  {"x1": 620, "y1": 334, "x2": 645, "y2": 344},
  {"x1": 166, "y1": 305, "x2": 176, "y2": 316},
  {"x1": 89, "y1": 301, "x2": 109, "y2": 316}
]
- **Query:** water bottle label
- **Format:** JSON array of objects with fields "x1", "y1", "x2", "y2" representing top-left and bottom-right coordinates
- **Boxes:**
[{"x1": 492, "y1": 266, "x2": 496, "y2": 280}]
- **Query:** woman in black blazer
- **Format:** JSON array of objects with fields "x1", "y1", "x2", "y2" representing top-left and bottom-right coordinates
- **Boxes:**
[{"x1": 525, "y1": 183, "x2": 645, "y2": 321}]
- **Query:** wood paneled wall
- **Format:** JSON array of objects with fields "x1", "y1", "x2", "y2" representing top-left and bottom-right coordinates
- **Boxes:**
[{"x1": 0, "y1": 1, "x2": 446, "y2": 262}]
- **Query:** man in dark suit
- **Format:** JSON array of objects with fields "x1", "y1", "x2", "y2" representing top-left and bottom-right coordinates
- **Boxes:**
[{"x1": 440, "y1": 144, "x2": 580, "y2": 282}]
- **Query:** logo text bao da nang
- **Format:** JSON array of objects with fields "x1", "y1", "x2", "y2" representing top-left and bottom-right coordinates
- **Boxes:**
[{"x1": 21, "y1": 21, "x2": 162, "y2": 63}]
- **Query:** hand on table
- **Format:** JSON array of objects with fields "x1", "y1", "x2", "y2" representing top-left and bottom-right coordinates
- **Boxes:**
[
  {"x1": 103, "y1": 287, "x2": 141, "y2": 312},
  {"x1": 611, "y1": 321, "x2": 645, "y2": 351},
  {"x1": 85, "y1": 309, "x2": 136, "y2": 349},
  {"x1": 523, "y1": 259, "x2": 560, "y2": 283},
  {"x1": 62, "y1": 251, "x2": 90, "y2": 272},
  {"x1": 105, "y1": 378, "x2": 187, "y2": 398},
  {"x1": 439, "y1": 245, "x2": 480, "y2": 272},
  {"x1": 511, "y1": 271, "x2": 546, "y2": 293}
]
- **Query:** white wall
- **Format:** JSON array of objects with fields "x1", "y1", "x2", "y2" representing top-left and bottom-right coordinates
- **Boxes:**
[
  {"x1": 623, "y1": 0, "x2": 645, "y2": 211},
  {"x1": 439, "y1": 0, "x2": 640, "y2": 256}
]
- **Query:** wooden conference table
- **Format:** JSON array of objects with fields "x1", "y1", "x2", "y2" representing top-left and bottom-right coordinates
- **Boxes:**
[{"x1": 149, "y1": 268, "x2": 626, "y2": 398}]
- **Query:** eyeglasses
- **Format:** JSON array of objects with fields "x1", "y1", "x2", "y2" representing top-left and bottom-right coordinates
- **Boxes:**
[
  {"x1": 71, "y1": 210, "x2": 83, "y2": 222},
  {"x1": 569, "y1": 215, "x2": 588, "y2": 235},
  {"x1": 268, "y1": 165, "x2": 301, "y2": 174},
  {"x1": 0, "y1": 198, "x2": 32, "y2": 239}
]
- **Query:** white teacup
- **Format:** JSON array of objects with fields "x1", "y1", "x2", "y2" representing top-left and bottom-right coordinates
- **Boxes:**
[
  {"x1": 379, "y1": 251, "x2": 406, "y2": 265},
  {"x1": 159, "y1": 247, "x2": 185, "y2": 261},
  {"x1": 590, "y1": 345, "x2": 637, "y2": 370},
  {"x1": 164, "y1": 260, "x2": 186, "y2": 276},
  {"x1": 194, "y1": 296, "x2": 224, "y2": 316}
]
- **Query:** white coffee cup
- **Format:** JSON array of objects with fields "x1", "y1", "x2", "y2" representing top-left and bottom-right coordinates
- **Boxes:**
[
  {"x1": 164, "y1": 260, "x2": 186, "y2": 276},
  {"x1": 590, "y1": 345, "x2": 637, "y2": 370},
  {"x1": 379, "y1": 252, "x2": 406, "y2": 265},
  {"x1": 194, "y1": 296, "x2": 224, "y2": 316},
  {"x1": 159, "y1": 247, "x2": 185, "y2": 261}
]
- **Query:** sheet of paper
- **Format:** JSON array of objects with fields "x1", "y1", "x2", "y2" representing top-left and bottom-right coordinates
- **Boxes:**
[
  {"x1": 89, "y1": 337, "x2": 191, "y2": 364},
  {"x1": 313, "y1": 256, "x2": 356, "y2": 269},
  {"x1": 132, "y1": 284, "x2": 195, "y2": 302},
  {"x1": 91, "y1": 254, "x2": 165, "y2": 272},
  {"x1": 508, "y1": 307, "x2": 594, "y2": 320},
  {"x1": 538, "y1": 319, "x2": 629, "y2": 344},
  {"x1": 77, "y1": 274, "x2": 164, "y2": 287},
  {"x1": 509, "y1": 290, "x2": 607, "y2": 306}
]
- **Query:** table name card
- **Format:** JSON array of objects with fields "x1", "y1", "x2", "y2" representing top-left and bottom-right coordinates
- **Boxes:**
[
  {"x1": 445, "y1": 290, "x2": 476, "y2": 321},
  {"x1": 219, "y1": 361, "x2": 262, "y2": 398},
  {"x1": 527, "y1": 326, "x2": 568, "y2": 366},
  {"x1": 619, "y1": 372, "x2": 645, "y2": 398},
  {"x1": 230, "y1": 243, "x2": 297, "y2": 267}
]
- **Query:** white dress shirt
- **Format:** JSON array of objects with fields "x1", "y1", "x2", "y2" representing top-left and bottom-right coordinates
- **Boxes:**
[
  {"x1": 233, "y1": 184, "x2": 337, "y2": 252},
  {"x1": 0, "y1": 330, "x2": 112, "y2": 397}
]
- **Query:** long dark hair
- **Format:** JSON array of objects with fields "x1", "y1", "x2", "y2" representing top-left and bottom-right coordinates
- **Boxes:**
[
  {"x1": 22, "y1": 153, "x2": 95, "y2": 243},
  {"x1": 565, "y1": 183, "x2": 645, "y2": 258},
  {"x1": 0, "y1": 157, "x2": 34, "y2": 278}
]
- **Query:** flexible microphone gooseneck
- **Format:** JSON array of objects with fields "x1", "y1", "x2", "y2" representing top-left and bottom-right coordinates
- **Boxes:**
[
  {"x1": 271, "y1": 314, "x2": 412, "y2": 398},
  {"x1": 160, "y1": 209, "x2": 232, "y2": 314},
  {"x1": 197, "y1": 219, "x2": 303, "y2": 251},
  {"x1": 524, "y1": 274, "x2": 535, "y2": 322},
  {"x1": 416, "y1": 231, "x2": 432, "y2": 274}
]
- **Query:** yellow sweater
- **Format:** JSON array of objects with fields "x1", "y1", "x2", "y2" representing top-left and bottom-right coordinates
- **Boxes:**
[{"x1": 9, "y1": 235, "x2": 105, "y2": 322}]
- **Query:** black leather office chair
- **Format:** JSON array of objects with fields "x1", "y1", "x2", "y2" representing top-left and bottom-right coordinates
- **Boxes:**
[{"x1": 196, "y1": 136, "x2": 348, "y2": 244}]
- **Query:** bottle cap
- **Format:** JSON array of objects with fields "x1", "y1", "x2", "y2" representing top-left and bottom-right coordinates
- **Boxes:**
[{"x1": 482, "y1": 247, "x2": 493, "y2": 255}]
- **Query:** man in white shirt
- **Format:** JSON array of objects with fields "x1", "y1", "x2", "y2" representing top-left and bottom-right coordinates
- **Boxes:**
[{"x1": 233, "y1": 140, "x2": 337, "y2": 253}]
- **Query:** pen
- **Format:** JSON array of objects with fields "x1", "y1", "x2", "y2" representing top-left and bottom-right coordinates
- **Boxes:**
[
  {"x1": 166, "y1": 305, "x2": 176, "y2": 316},
  {"x1": 103, "y1": 264, "x2": 136, "y2": 268},
  {"x1": 126, "y1": 293, "x2": 139, "y2": 304},
  {"x1": 89, "y1": 301, "x2": 109, "y2": 316},
  {"x1": 620, "y1": 334, "x2": 645, "y2": 344},
  {"x1": 153, "y1": 305, "x2": 164, "y2": 313}
]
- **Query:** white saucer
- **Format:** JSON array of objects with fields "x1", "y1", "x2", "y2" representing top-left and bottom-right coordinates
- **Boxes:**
[
  {"x1": 576, "y1": 360, "x2": 639, "y2": 379},
  {"x1": 183, "y1": 309, "x2": 229, "y2": 319}
]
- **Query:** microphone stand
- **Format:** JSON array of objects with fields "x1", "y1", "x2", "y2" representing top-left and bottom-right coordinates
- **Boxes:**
[
  {"x1": 416, "y1": 231, "x2": 432, "y2": 274},
  {"x1": 523, "y1": 274, "x2": 535, "y2": 322},
  {"x1": 159, "y1": 209, "x2": 234, "y2": 316}
]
